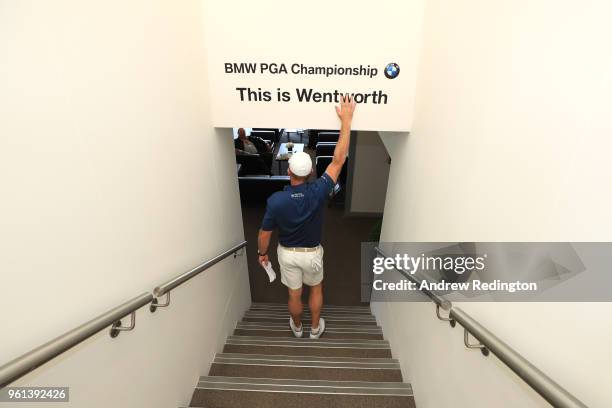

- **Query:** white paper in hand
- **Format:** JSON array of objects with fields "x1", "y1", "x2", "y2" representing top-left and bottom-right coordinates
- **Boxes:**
[{"x1": 263, "y1": 261, "x2": 277, "y2": 283}]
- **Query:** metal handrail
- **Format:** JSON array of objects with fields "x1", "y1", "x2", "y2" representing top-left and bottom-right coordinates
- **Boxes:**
[
  {"x1": 0, "y1": 293, "x2": 153, "y2": 388},
  {"x1": 153, "y1": 241, "x2": 247, "y2": 298},
  {"x1": 0, "y1": 240, "x2": 248, "y2": 389},
  {"x1": 372, "y1": 246, "x2": 588, "y2": 408},
  {"x1": 450, "y1": 307, "x2": 587, "y2": 408}
]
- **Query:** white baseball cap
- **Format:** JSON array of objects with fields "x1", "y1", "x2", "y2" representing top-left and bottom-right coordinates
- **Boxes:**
[{"x1": 288, "y1": 151, "x2": 312, "y2": 177}]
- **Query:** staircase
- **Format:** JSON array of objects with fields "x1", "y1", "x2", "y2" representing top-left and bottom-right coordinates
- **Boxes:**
[{"x1": 186, "y1": 302, "x2": 415, "y2": 408}]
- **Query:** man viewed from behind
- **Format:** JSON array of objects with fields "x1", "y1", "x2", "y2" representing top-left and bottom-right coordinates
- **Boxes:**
[{"x1": 257, "y1": 95, "x2": 356, "y2": 339}]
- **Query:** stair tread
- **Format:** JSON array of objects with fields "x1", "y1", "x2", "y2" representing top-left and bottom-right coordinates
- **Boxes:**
[
  {"x1": 245, "y1": 311, "x2": 375, "y2": 318},
  {"x1": 243, "y1": 317, "x2": 376, "y2": 324},
  {"x1": 187, "y1": 304, "x2": 413, "y2": 407},
  {"x1": 236, "y1": 323, "x2": 382, "y2": 334},
  {"x1": 214, "y1": 353, "x2": 399, "y2": 368},
  {"x1": 234, "y1": 330, "x2": 383, "y2": 340},
  {"x1": 237, "y1": 321, "x2": 382, "y2": 330},
  {"x1": 252, "y1": 302, "x2": 371, "y2": 311},
  {"x1": 243, "y1": 317, "x2": 378, "y2": 326},
  {"x1": 248, "y1": 308, "x2": 373, "y2": 316},
  {"x1": 226, "y1": 335, "x2": 389, "y2": 346},
  {"x1": 197, "y1": 376, "x2": 412, "y2": 394},
  {"x1": 212, "y1": 353, "x2": 400, "y2": 369},
  {"x1": 215, "y1": 353, "x2": 398, "y2": 363},
  {"x1": 209, "y1": 363, "x2": 403, "y2": 383},
  {"x1": 190, "y1": 390, "x2": 415, "y2": 408}
]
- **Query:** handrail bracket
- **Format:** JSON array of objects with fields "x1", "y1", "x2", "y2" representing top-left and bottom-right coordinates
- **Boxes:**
[
  {"x1": 436, "y1": 304, "x2": 456, "y2": 328},
  {"x1": 150, "y1": 291, "x2": 171, "y2": 313},
  {"x1": 109, "y1": 311, "x2": 137, "y2": 338},
  {"x1": 464, "y1": 328, "x2": 489, "y2": 356},
  {"x1": 234, "y1": 247, "x2": 245, "y2": 258}
]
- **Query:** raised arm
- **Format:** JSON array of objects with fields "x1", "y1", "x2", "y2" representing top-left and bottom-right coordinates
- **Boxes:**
[{"x1": 325, "y1": 95, "x2": 356, "y2": 183}]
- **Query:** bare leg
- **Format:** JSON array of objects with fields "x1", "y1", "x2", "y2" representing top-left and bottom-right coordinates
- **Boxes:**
[
  {"x1": 309, "y1": 283, "x2": 323, "y2": 329},
  {"x1": 288, "y1": 287, "x2": 303, "y2": 327}
]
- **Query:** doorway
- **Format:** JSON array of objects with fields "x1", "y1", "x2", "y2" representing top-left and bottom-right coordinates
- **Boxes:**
[{"x1": 233, "y1": 128, "x2": 390, "y2": 306}]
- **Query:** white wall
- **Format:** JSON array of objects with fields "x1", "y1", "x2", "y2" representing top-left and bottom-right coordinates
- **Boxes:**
[
  {"x1": 348, "y1": 131, "x2": 390, "y2": 214},
  {"x1": 0, "y1": 1, "x2": 249, "y2": 406},
  {"x1": 374, "y1": 0, "x2": 612, "y2": 407}
]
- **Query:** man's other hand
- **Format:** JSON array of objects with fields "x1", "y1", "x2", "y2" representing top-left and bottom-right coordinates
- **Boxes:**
[
  {"x1": 335, "y1": 94, "x2": 356, "y2": 123},
  {"x1": 259, "y1": 254, "x2": 269, "y2": 267}
]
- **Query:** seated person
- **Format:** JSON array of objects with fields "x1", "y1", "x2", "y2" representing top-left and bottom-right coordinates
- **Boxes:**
[
  {"x1": 235, "y1": 128, "x2": 273, "y2": 175},
  {"x1": 234, "y1": 128, "x2": 272, "y2": 156}
]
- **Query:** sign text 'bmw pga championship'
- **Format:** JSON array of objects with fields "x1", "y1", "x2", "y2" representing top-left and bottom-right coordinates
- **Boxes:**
[{"x1": 204, "y1": 0, "x2": 424, "y2": 131}]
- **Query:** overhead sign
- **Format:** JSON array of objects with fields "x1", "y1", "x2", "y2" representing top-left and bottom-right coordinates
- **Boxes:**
[
  {"x1": 204, "y1": 0, "x2": 425, "y2": 131},
  {"x1": 226, "y1": 62, "x2": 391, "y2": 104}
]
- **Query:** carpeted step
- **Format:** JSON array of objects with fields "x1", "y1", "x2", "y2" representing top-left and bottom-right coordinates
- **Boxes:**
[
  {"x1": 249, "y1": 302, "x2": 372, "y2": 315},
  {"x1": 209, "y1": 353, "x2": 403, "y2": 382},
  {"x1": 189, "y1": 376, "x2": 415, "y2": 408},
  {"x1": 234, "y1": 321, "x2": 384, "y2": 340},
  {"x1": 244, "y1": 310, "x2": 376, "y2": 321},
  {"x1": 222, "y1": 336, "x2": 392, "y2": 358},
  {"x1": 183, "y1": 303, "x2": 412, "y2": 408},
  {"x1": 242, "y1": 312, "x2": 377, "y2": 326}
]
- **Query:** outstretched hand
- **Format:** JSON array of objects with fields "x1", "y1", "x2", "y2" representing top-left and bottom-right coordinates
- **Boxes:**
[{"x1": 335, "y1": 94, "x2": 356, "y2": 123}]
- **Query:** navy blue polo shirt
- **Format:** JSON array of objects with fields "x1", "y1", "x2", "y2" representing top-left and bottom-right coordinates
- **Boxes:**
[{"x1": 261, "y1": 173, "x2": 335, "y2": 247}]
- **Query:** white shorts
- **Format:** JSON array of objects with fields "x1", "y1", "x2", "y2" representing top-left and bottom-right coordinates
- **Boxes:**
[{"x1": 277, "y1": 245, "x2": 324, "y2": 290}]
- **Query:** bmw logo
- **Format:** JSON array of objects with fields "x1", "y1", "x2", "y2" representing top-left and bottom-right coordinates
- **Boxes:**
[{"x1": 384, "y1": 63, "x2": 400, "y2": 79}]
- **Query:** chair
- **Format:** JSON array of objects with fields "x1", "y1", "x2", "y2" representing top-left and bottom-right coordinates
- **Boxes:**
[
  {"x1": 318, "y1": 132, "x2": 340, "y2": 143},
  {"x1": 315, "y1": 156, "x2": 349, "y2": 207},
  {"x1": 339, "y1": 160, "x2": 348, "y2": 184},
  {"x1": 236, "y1": 154, "x2": 272, "y2": 176},
  {"x1": 307, "y1": 129, "x2": 334, "y2": 149},
  {"x1": 253, "y1": 128, "x2": 280, "y2": 138},
  {"x1": 238, "y1": 175, "x2": 291, "y2": 202},
  {"x1": 316, "y1": 156, "x2": 333, "y2": 178},
  {"x1": 315, "y1": 156, "x2": 348, "y2": 183},
  {"x1": 315, "y1": 143, "x2": 336, "y2": 156},
  {"x1": 307, "y1": 130, "x2": 319, "y2": 149},
  {"x1": 251, "y1": 130, "x2": 278, "y2": 144}
]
